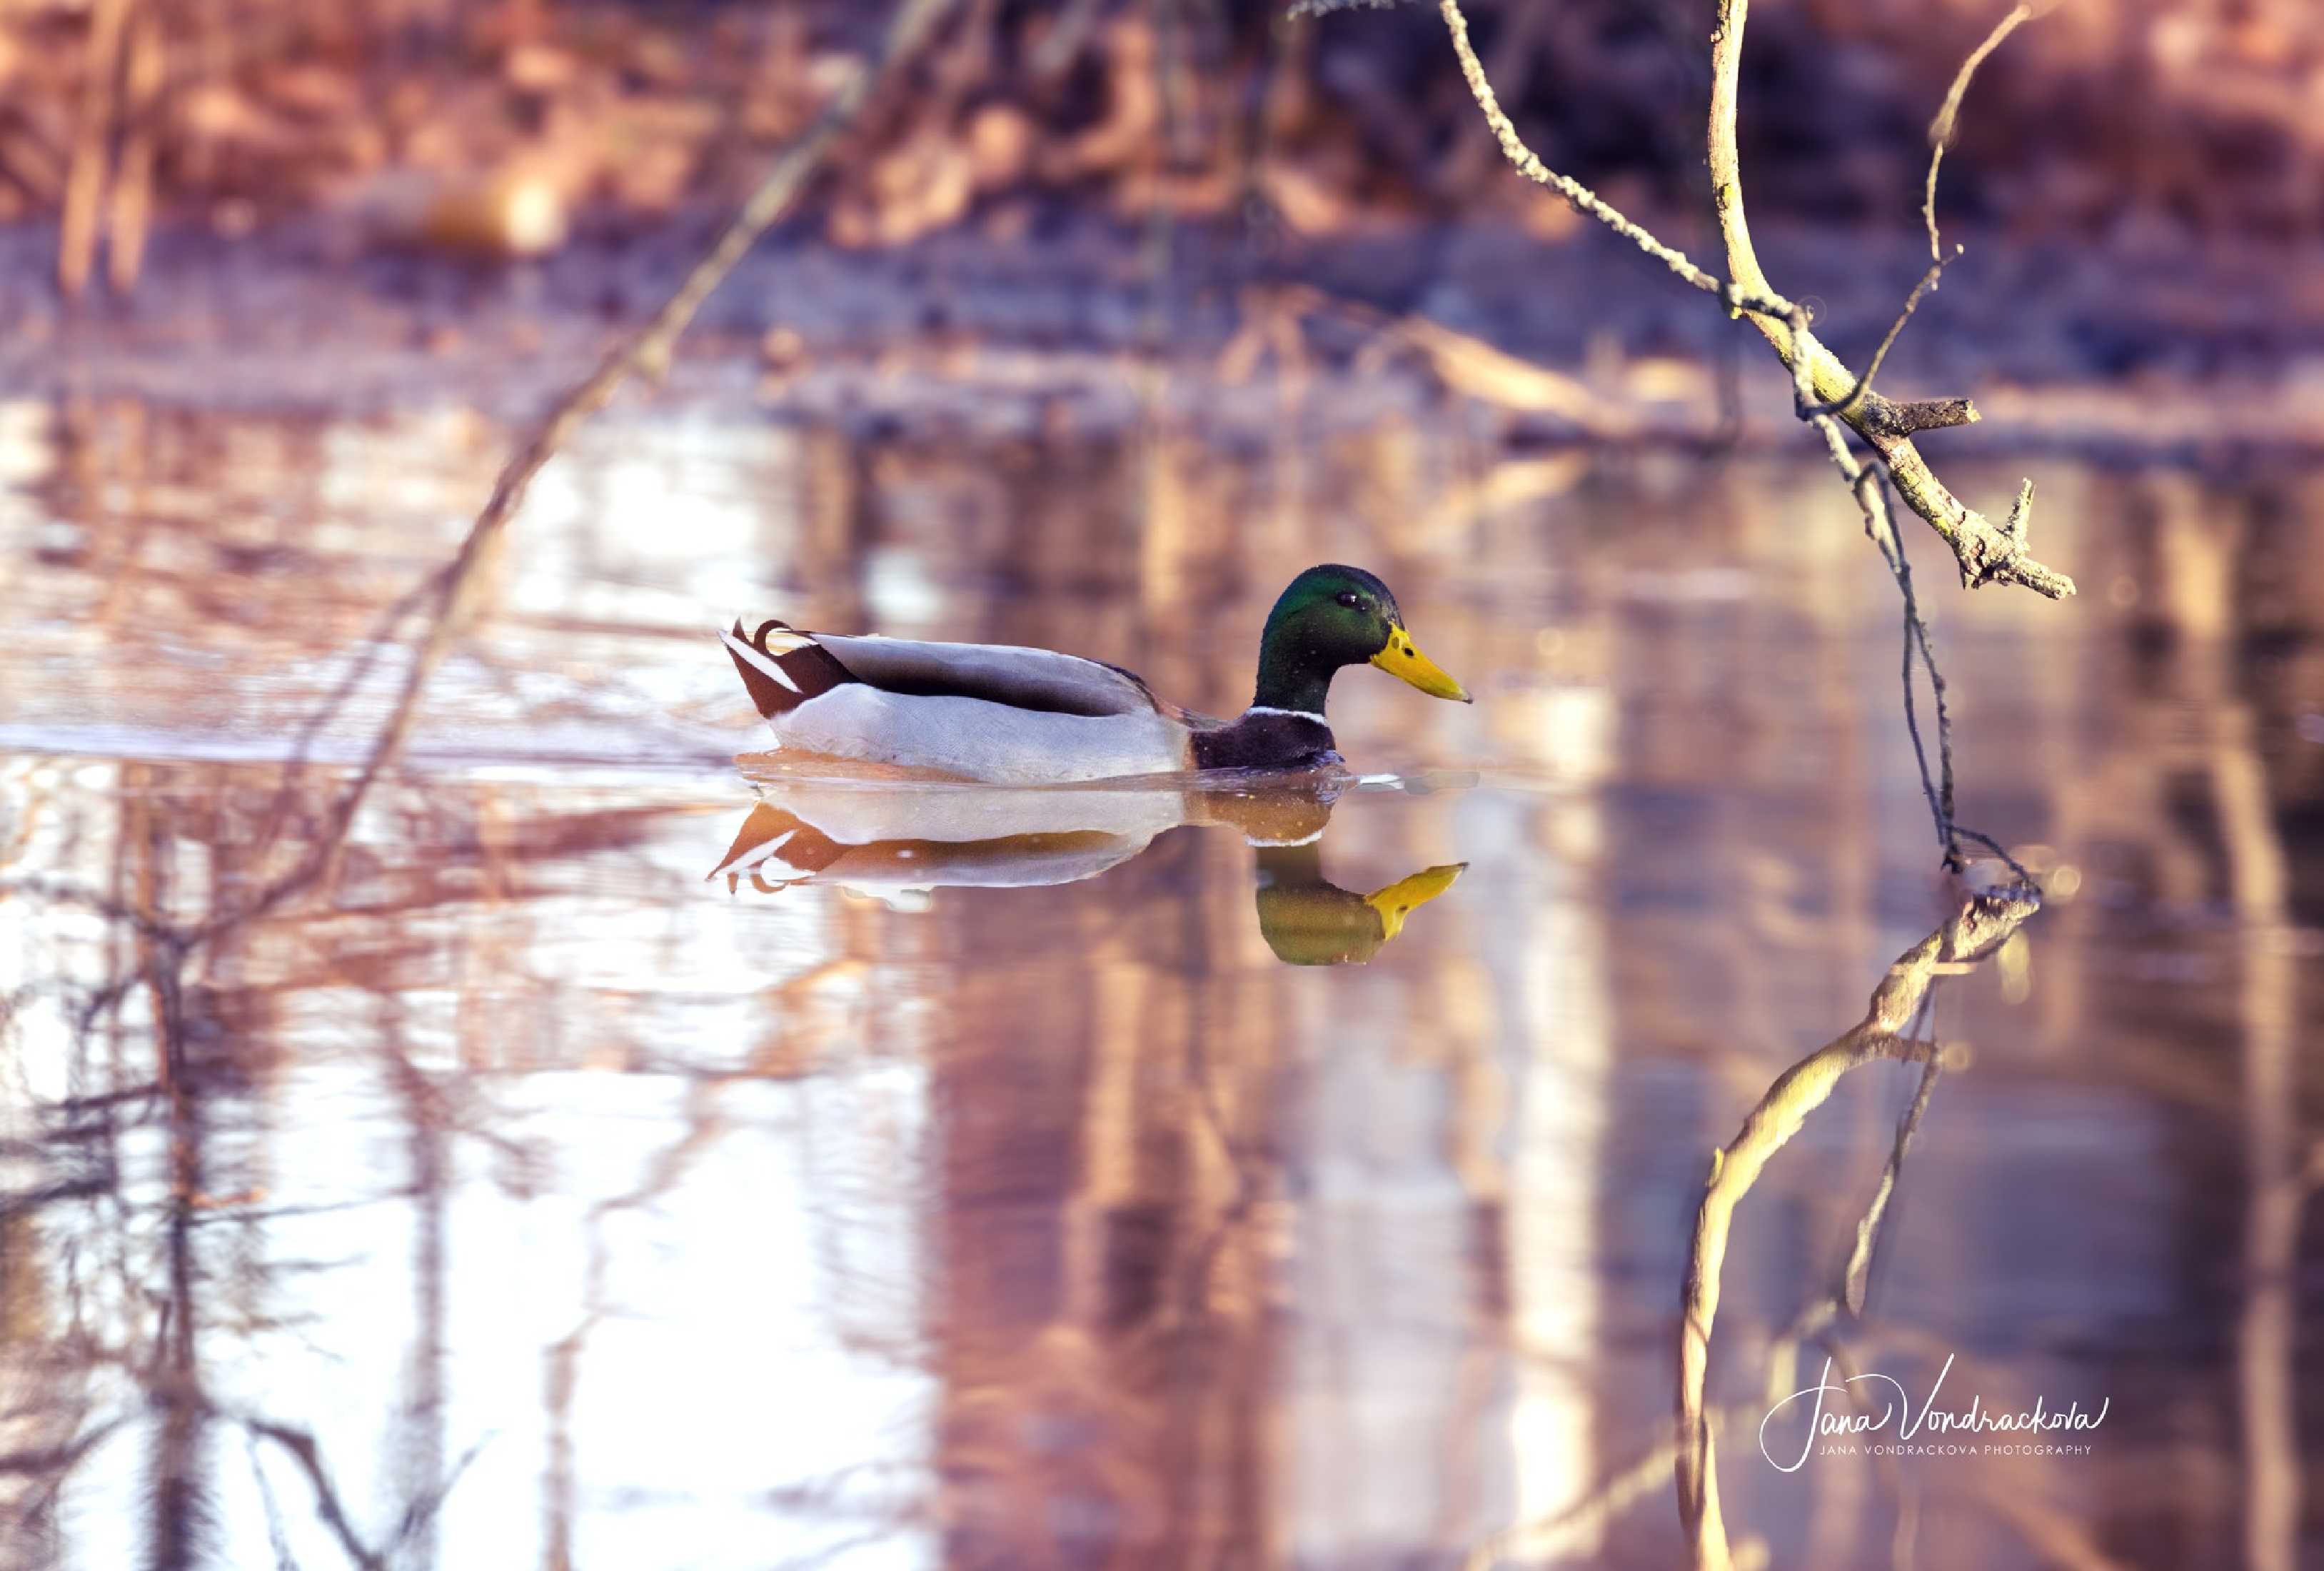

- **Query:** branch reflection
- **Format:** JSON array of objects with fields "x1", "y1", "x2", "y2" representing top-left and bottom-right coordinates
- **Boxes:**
[{"x1": 1674, "y1": 885, "x2": 2041, "y2": 1571}]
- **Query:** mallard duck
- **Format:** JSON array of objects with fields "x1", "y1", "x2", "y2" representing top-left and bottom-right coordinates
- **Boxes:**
[{"x1": 718, "y1": 564, "x2": 1469, "y2": 783}]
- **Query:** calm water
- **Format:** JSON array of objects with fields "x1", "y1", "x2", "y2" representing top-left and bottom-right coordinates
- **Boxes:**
[{"x1": 1, "y1": 393, "x2": 2320, "y2": 1570}]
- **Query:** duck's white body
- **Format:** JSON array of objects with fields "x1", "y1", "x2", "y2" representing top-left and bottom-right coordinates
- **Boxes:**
[
  {"x1": 766, "y1": 681, "x2": 1189, "y2": 784},
  {"x1": 720, "y1": 628, "x2": 1199, "y2": 783}
]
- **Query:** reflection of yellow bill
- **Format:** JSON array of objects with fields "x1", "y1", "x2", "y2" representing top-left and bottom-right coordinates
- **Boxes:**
[
  {"x1": 1371, "y1": 626, "x2": 1472, "y2": 703},
  {"x1": 1364, "y1": 863, "x2": 1467, "y2": 940}
]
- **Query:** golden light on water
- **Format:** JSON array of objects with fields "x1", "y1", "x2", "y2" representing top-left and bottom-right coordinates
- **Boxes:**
[{"x1": 0, "y1": 394, "x2": 2318, "y2": 1567}]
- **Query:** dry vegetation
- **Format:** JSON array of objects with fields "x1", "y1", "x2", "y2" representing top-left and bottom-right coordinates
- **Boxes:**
[{"x1": 5, "y1": 0, "x2": 2323, "y2": 295}]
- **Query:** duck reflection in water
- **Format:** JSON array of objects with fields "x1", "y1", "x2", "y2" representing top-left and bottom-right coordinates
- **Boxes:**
[
  {"x1": 1248, "y1": 842, "x2": 1464, "y2": 966},
  {"x1": 708, "y1": 771, "x2": 1465, "y2": 965}
]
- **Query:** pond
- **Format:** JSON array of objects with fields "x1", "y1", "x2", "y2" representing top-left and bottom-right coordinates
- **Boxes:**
[{"x1": 1, "y1": 391, "x2": 2320, "y2": 1569}]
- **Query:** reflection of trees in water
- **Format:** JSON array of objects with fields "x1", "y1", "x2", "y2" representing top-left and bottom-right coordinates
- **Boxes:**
[
  {"x1": 1976, "y1": 466, "x2": 2320, "y2": 1571},
  {"x1": 7, "y1": 384, "x2": 2323, "y2": 1566},
  {"x1": 2, "y1": 385, "x2": 1482, "y2": 1560},
  {"x1": 2117, "y1": 475, "x2": 2310, "y2": 1571},
  {"x1": 0, "y1": 752, "x2": 1494, "y2": 1565},
  {"x1": 928, "y1": 825, "x2": 1296, "y2": 1566},
  {"x1": 1610, "y1": 467, "x2": 2322, "y2": 1571},
  {"x1": 0, "y1": 762, "x2": 699, "y2": 1568}
]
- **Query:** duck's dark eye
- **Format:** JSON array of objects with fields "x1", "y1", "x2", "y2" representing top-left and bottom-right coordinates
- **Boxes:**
[{"x1": 1336, "y1": 591, "x2": 1362, "y2": 610}]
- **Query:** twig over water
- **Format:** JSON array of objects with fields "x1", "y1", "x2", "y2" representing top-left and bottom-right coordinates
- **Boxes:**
[
  {"x1": 1926, "y1": 4, "x2": 2058, "y2": 262},
  {"x1": 194, "y1": 0, "x2": 959, "y2": 942},
  {"x1": 1437, "y1": 0, "x2": 1761, "y2": 308},
  {"x1": 1398, "y1": 0, "x2": 2067, "y2": 870},
  {"x1": 1779, "y1": 303, "x2": 2026, "y2": 878},
  {"x1": 1708, "y1": 0, "x2": 2071, "y2": 598},
  {"x1": 1424, "y1": 0, "x2": 2073, "y2": 598}
]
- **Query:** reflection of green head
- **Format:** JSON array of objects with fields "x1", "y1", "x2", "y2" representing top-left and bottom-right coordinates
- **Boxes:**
[{"x1": 1252, "y1": 843, "x2": 1465, "y2": 966}]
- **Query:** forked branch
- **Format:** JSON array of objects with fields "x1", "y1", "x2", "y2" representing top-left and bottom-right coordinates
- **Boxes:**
[
  {"x1": 1709, "y1": 0, "x2": 2071, "y2": 598},
  {"x1": 1432, "y1": 0, "x2": 2073, "y2": 599}
]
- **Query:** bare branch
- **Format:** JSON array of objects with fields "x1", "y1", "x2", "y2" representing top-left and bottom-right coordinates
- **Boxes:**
[
  {"x1": 1800, "y1": 251, "x2": 1962, "y2": 423},
  {"x1": 1781, "y1": 312, "x2": 1978, "y2": 870},
  {"x1": 1437, "y1": 0, "x2": 1784, "y2": 314},
  {"x1": 1708, "y1": 0, "x2": 2073, "y2": 598},
  {"x1": 1886, "y1": 396, "x2": 1978, "y2": 434},
  {"x1": 1926, "y1": 3, "x2": 2055, "y2": 261},
  {"x1": 1426, "y1": 0, "x2": 2072, "y2": 597},
  {"x1": 1784, "y1": 318, "x2": 2039, "y2": 878}
]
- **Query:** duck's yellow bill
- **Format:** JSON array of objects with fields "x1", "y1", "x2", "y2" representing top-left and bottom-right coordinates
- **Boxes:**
[
  {"x1": 1364, "y1": 863, "x2": 1467, "y2": 940},
  {"x1": 1372, "y1": 626, "x2": 1472, "y2": 703}
]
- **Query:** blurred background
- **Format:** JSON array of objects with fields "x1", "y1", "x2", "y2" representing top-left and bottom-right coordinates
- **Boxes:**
[{"x1": 1, "y1": 1, "x2": 2322, "y2": 1568}]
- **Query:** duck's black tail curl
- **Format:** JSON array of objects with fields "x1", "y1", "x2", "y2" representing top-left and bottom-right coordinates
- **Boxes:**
[{"x1": 720, "y1": 618, "x2": 858, "y2": 719}]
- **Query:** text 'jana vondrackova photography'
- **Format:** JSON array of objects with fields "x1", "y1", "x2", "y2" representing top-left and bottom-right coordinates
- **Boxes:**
[{"x1": 1, "y1": 2, "x2": 2319, "y2": 1567}]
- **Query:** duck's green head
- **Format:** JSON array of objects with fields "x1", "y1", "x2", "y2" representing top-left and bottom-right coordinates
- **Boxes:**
[{"x1": 1252, "y1": 564, "x2": 1472, "y2": 716}]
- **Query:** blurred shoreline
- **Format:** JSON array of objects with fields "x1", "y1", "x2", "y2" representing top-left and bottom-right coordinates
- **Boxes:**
[
  {"x1": 9, "y1": 209, "x2": 2324, "y2": 465},
  {"x1": 11, "y1": 0, "x2": 2323, "y2": 465}
]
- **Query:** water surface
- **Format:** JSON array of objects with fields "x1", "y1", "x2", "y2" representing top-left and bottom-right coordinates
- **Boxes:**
[{"x1": 2, "y1": 394, "x2": 2320, "y2": 1568}]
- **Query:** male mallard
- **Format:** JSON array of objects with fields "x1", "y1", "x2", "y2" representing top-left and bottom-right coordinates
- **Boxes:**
[{"x1": 718, "y1": 564, "x2": 1469, "y2": 783}]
